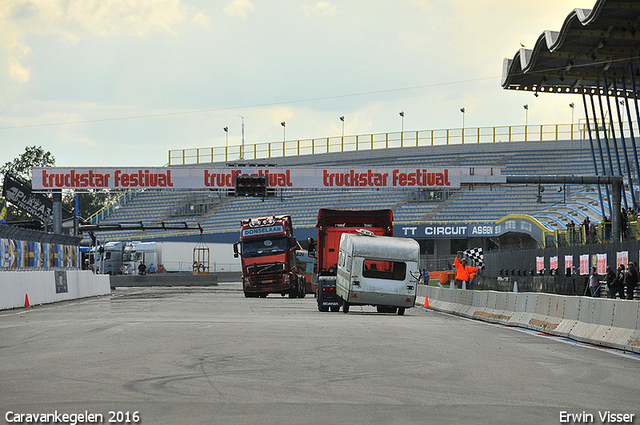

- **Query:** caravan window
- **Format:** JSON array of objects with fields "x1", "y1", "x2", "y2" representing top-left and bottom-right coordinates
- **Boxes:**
[{"x1": 362, "y1": 259, "x2": 406, "y2": 281}]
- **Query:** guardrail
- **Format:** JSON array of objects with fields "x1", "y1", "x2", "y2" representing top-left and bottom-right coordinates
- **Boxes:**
[
  {"x1": 168, "y1": 122, "x2": 591, "y2": 165},
  {"x1": 417, "y1": 285, "x2": 640, "y2": 353}
]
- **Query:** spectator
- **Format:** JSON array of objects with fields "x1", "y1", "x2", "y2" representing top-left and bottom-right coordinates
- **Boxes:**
[
  {"x1": 454, "y1": 251, "x2": 479, "y2": 289},
  {"x1": 148, "y1": 263, "x2": 156, "y2": 273},
  {"x1": 588, "y1": 266, "x2": 599, "y2": 297},
  {"x1": 604, "y1": 266, "x2": 616, "y2": 298},
  {"x1": 588, "y1": 221, "x2": 596, "y2": 244},
  {"x1": 422, "y1": 268, "x2": 430, "y2": 285},
  {"x1": 582, "y1": 217, "x2": 590, "y2": 244},
  {"x1": 126, "y1": 264, "x2": 133, "y2": 275},
  {"x1": 624, "y1": 262, "x2": 638, "y2": 300},
  {"x1": 138, "y1": 262, "x2": 147, "y2": 275},
  {"x1": 156, "y1": 264, "x2": 163, "y2": 274},
  {"x1": 612, "y1": 264, "x2": 626, "y2": 299}
]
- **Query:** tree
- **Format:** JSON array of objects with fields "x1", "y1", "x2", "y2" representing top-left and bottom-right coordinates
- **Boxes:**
[
  {"x1": 0, "y1": 146, "x2": 56, "y2": 223},
  {"x1": 1, "y1": 146, "x2": 120, "y2": 225},
  {"x1": 0, "y1": 145, "x2": 55, "y2": 181},
  {"x1": 62, "y1": 190, "x2": 122, "y2": 222}
]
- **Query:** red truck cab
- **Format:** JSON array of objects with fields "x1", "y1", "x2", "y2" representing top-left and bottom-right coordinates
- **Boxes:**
[
  {"x1": 234, "y1": 215, "x2": 306, "y2": 298},
  {"x1": 315, "y1": 209, "x2": 393, "y2": 311}
]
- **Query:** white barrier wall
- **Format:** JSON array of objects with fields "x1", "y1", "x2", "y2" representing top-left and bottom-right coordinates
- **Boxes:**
[
  {"x1": 0, "y1": 270, "x2": 111, "y2": 310},
  {"x1": 417, "y1": 286, "x2": 640, "y2": 354}
]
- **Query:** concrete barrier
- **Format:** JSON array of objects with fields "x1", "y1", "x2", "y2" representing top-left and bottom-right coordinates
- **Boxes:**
[
  {"x1": 417, "y1": 285, "x2": 640, "y2": 353},
  {"x1": 0, "y1": 270, "x2": 110, "y2": 310}
]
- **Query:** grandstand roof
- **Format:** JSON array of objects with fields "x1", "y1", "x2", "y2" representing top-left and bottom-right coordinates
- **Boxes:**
[{"x1": 501, "y1": 0, "x2": 640, "y2": 94}]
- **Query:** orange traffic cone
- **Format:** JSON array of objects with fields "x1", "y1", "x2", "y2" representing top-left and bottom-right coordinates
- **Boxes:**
[
  {"x1": 423, "y1": 295, "x2": 429, "y2": 309},
  {"x1": 24, "y1": 294, "x2": 31, "y2": 308}
]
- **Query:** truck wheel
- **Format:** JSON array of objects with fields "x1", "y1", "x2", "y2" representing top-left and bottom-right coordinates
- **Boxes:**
[
  {"x1": 342, "y1": 301, "x2": 350, "y2": 313},
  {"x1": 299, "y1": 280, "x2": 306, "y2": 298},
  {"x1": 397, "y1": 307, "x2": 405, "y2": 315},
  {"x1": 289, "y1": 291, "x2": 298, "y2": 299}
]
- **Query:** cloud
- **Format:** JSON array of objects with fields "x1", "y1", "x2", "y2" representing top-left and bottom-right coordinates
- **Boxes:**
[
  {"x1": 300, "y1": 2, "x2": 336, "y2": 17},
  {"x1": 65, "y1": 0, "x2": 189, "y2": 37},
  {"x1": 192, "y1": 12, "x2": 210, "y2": 26},
  {"x1": 9, "y1": 57, "x2": 29, "y2": 82},
  {"x1": 224, "y1": 0, "x2": 255, "y2": 19},
  {"x1": 0, "y1": 0, "x2": 207, "y2": 87}
]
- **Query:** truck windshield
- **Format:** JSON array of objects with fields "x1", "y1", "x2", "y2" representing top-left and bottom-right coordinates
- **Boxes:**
[{"x1": 242, "y1": 237, "x2": 288, "y2": 257}]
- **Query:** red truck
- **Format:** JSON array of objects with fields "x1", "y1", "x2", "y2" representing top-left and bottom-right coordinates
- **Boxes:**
[
  {"x1": 314, "y1": 209, "x2": 394, "y2": 312},
  {"x1": 234, "y1": 215, "x2": 306, "y2": 298}
]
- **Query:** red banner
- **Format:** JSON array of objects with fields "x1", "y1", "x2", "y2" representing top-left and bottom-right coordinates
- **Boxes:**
[{"x1": 32, "y1": 166, "x2": 501, "y2": 190}]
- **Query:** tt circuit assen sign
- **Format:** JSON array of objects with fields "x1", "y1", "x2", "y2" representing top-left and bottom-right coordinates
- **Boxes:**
[
  {"x1": 32, "y1": 166, "x2": 501, "y2": 190},
  {"x1": 397, "y1": 216, "x2": 547, "y2": 241}
]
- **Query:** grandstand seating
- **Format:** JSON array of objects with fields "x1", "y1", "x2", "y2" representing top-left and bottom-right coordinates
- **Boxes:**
[{"x1": 87, "y1": 138, "x2": 638, "y2": 243}]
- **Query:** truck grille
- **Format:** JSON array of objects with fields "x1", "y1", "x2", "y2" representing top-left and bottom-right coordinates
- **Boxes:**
[{"x1": 247, "y1": 262, "x2": 285, "y2": 285}]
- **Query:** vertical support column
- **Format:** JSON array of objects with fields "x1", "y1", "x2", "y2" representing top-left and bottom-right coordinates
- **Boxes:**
[
  {"x1": 52, "y1": 191, "x2": 62, "y2": 235},
  {"x1": 613, "y1": 78, "x2": 636, "y2": 208},
  {"x1": 612, "y1": 178, "x2": 622, "y2": 242},
  {"x1": 603, "y1": 77, "x2": 628, "y2": 209},
  {"x1": 582, "y1": 92, "x2": 606, "y2": 220},
  {"x1": 589, "y1": 92, "x2": 612, "y2": 218},
  {"x1": 596, "y1": 81, "x2": 616, "y2": 178},
  {"x1": 625, "y1": 65, "x2": 640, "y2": 204}
]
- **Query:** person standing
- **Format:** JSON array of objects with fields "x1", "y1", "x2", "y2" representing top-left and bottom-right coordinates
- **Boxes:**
[
  {"x1": 138, "y1": 262, "x2": 147, "y2": 275},
  {"x1": 624, "y1": 262, "x2": 638, "y2": 300},
  {"x1": 588, "y1": 266, "x2": 600, "y2": 297},
  {"x1": 612, "y1": 264, "x2": 626, "y2": 299},
  {"x1": 454, "y1": 251, "x2": 479, "y2": 289},
  {"x1": 604, "y1": 266, "x2": 616, "y2": 298},
  {"x1": 422, "y1": 268, "x2": 430, "y2": 285}
]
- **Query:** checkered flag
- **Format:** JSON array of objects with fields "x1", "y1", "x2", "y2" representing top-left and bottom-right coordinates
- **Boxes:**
[{"x1": 464, "y1": 247, "x2": 485, "y2": 270}]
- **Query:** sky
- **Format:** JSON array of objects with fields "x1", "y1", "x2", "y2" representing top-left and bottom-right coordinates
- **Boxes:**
[{"x1": 0, "y1": 0, "x2": 598, "y2": 168}]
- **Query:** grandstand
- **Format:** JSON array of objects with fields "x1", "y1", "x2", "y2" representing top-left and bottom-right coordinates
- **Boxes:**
[{"x1": 85, "y1": 136, "x2": 634, "y2": 248}]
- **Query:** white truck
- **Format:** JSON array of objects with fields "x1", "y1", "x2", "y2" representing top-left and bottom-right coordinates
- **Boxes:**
[
  {"x1": 336, "y1": 232, "x2": 420, "y2": 315},
  {"x1": 124, "y1": 241, "x2": 240, "y2": 273}
]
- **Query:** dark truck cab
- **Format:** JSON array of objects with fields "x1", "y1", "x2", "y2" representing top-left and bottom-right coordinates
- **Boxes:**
[{"x1": 234, "y1": 215, "x2": 306, "y2": 298}]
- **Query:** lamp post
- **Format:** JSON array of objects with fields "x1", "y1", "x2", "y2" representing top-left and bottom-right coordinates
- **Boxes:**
[
  {"x1": 523, "y1": 104, "x2": 529, "y2": 126},
  {"x1": 281, "y1": 121, "x2": 286, "y2": 142},
  {"x1": 569, "y1": 103, "x2": 574, "y2": 139},
  {"x1": 460, "y1": 107, "x2": 466, "y2": 143},
  {"x1": 223, "y1": 126, "x2": 229, "y2": 161},
  {"x1": 399, "y1": 111, "x2": 404, "y2": 133},
  {"x1": 238, "y1": 115, "x2": 245, "y2": 160},
  {"x1": 340, "y1": 116, "x2": 345, "y2": 137}
]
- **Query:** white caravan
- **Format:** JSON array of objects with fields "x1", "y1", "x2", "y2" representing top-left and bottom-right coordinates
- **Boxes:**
[{"x1": 336, "y1": 232, "x2": 420, "y2": 315}]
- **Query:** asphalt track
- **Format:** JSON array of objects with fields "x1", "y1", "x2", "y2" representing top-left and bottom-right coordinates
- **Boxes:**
[{"x1": 1, "y1": 284, "x2": 639, "y2": 425}]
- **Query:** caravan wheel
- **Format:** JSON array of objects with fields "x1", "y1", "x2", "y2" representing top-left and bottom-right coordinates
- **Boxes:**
[{"x1": 342, "y1": 301, "x2": 350, "y2": 313}]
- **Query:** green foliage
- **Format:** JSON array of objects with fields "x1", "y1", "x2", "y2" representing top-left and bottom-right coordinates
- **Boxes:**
[
  {"x1": 0, "y1": 145, "x2": 55, "y2": 181},
  {"x1": 62, "y1": 190, "x2": 122, "y2": 221},
  {"x1": 0, "y1": 146, "x2": 56, "y2": 222}
]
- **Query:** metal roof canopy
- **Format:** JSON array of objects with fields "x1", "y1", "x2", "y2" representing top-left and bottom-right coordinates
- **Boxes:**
[{"x1": 502, "y1": 0, "x2": 640, "y2": 95}]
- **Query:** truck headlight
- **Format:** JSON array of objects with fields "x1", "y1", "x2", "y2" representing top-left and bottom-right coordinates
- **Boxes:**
[
  {"x1": 243, "y1": 278, "x2": 250, "y2": 287},
  {"x1": 284, "y1": 274, "x2": 290, "y2": 284}
]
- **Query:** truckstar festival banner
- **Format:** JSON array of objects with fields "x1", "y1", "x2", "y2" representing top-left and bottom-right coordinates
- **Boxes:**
[{"x1": 32, "y1": 166, "x2": 500, "y2": 190}]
